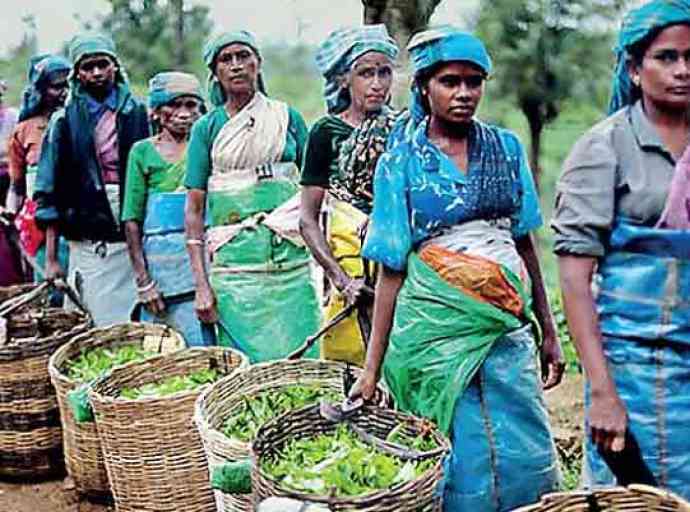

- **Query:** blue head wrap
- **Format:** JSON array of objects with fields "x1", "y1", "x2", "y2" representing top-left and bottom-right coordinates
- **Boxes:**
[
  {"x1": 202, "y1": 30, "x2": 264, "y2": 107},
  {"x1": 389, "y1": 27, "x2": 492, "y2": 147},
  {"x1": 148, "y1": 71, "x2": 204, "y2": 110},
  {"x1": 608, "y1": 0, "x2": 690, "y2": 114},
  {"x1": 315, "y1": 25, "x2": 399, "y2": 114},
  {"x1": 18, "y1": 54, "x2": 71, "y2": 122}
]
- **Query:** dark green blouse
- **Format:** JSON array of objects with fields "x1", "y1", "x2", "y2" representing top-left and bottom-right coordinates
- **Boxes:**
[{"x1": 300, "y1": 115, "x2": 354, "y2": 188}]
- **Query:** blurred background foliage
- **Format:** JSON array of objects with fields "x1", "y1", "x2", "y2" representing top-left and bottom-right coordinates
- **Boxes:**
[{"x1": 0, "y1": 0, "x2": 641, "y2": 372}]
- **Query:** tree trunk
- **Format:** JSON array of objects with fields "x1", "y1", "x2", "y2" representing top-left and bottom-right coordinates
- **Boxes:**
[
  {"x1": 171, "y1": 0, "x2": 185, "y2": 67},
  {"x1": 525, "y1": 110, "x2": 543, "y2": 190},
  {"x1": 361, "y1": 0, "x2": 442, "y2": 108}
]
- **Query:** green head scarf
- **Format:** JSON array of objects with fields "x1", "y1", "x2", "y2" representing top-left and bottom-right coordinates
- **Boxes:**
[
  {"x1": 202, "y1": 30, "x2": 265, "y2": 107},
  {"x1": 148, "y1": 71, "x2": 204, "y2": 110},
  {"x1": 67, "y1": 32, "x2": 128, "y2": 88},
  {"x1": 608, "y1": 0, "x2": 690, "y2": 114}
]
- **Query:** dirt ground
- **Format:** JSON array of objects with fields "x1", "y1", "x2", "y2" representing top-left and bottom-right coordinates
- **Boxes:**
[{"x1": 0, "y1": 373, "x2": 585, "y2": 512}]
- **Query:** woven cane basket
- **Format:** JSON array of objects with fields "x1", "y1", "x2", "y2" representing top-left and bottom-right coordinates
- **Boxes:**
[
  {"x1": 194, "y1": 359, "x2": 392, "y2": 512},
  {"x1": 511, "y1": 485, "x2": 690, "y2": 511},
  {"x1": 48, "y1": 323, "x2": 186, "y2": 498},
  {"x1": 251, "y1": 403, "x2": 449, "y2": 511},
  {"x1": 89, "y1": 347, "x2": 248, "y2": 512},
  {"x1": 0, "y1": 283, "x2": 91, "y2": 479}
]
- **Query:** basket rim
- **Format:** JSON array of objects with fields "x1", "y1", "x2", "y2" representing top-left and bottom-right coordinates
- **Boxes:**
[
  {"x1": 48, "y1": 321, "x2": 186, "y2": 387},
  {"x1": 250, "y1": 403, "x2": 450, "y2": 505},
  {"x1": 0, "y1": 313, "x2": 91, "y2": 359},
  {"x1": 193, "y1": 358, "x2": 381, "y2": 452},
  {"x1": 89, "y1": 346, "x2": 248, "y2": 407}
]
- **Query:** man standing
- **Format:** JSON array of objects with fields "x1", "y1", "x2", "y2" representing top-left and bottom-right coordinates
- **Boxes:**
[{"x1": 35, "y1": 33, "x2": 150, "y2": 325}]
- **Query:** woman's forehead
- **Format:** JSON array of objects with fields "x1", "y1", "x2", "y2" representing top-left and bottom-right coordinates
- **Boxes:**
[
  {"x1": 353, "y1": 51, "x2": 393, "y2": 69},
  {"x1": 217, "y1": 43, "x2": 255, "y2": 57},
  {"x1": 433, "y1": 61, "x2": 485, "y2": 77}
]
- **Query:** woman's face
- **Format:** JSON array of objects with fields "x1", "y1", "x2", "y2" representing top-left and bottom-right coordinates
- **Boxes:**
[
  {"x1": 76, "y1": 53, "x2": 117, "y2": 96},
  {"x1": 42, "y1": 71, "x2": 69, "y2": 112},
  {"x1": 423, "y1": 61, "x2": 485, "y2": 125},
  {"x1": 347, "y1": 51, "x2": 394, "y2": 114},
  {"x1": 214, "y1": 43, "x2": 260, "y2": 98},
  {"x1": 156, "y1": 95, "x2": 203, "y2": 138},
  {"x1": 631, "y1": 24, "x2": 690, "y2": 113}
]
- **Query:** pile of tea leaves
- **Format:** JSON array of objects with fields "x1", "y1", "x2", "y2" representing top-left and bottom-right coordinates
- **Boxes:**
[
  {"x1": 222, "y1": 384, "x2": 341, "y2": 442},
  {"x1": 66, "y1": 344, "x2": 158, "y2": 382},
  {"x1": 261, "y1": 424, "x2": 438, "y2": 496},
  {"x1": 119, "y1": 368, "x2": 220, "y2": 399}
]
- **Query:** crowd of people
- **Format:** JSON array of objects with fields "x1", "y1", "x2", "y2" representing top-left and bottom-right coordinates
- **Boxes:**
[{"x1": 0, "y1": 0, "x2": 688, "y2": 510}]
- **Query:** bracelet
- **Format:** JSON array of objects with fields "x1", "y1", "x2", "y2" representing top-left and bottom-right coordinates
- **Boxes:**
[
  {"x1": 186, "y1": 238, "x2": 205, "y2": 246},
  {"x1": 137, "y1": 279, "x2": 157, "y2": 293}
]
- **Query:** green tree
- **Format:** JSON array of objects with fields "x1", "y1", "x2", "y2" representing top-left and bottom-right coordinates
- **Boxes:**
[
  {"x1": 475, "y1": 0, "x2": 630, "y2": 184},
  {"x1": 0, "y1": 15, "x2": 39, "y2": 107},
  {"x1": 100, "y1": 0, "x2": 212, "y2": 86}
]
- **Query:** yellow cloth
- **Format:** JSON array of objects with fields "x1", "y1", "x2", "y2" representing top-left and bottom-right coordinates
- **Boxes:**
[{"x1": 321, "y1": 198, "x2": 372, "y2": 366}]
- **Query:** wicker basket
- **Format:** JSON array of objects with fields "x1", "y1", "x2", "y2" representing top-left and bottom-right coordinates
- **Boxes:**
[
  {"x1": 194, "y1": 359, "x2": 391, "y2": 512},
  {"x1": 48, "y1": 323, "x2": 186, "y2": 498},
  {"x1": 511, "y1": 484, "x2": 690, "y2": 511},
  {"x1": 89, "y1": 347, "x2": 248, "y2": 512},
  {"x1": 0, "y1": 283, "x2": 91, "y2": 479},
  {"x1": 251, "y1": 403, "x2": 449, "y2": 511}
]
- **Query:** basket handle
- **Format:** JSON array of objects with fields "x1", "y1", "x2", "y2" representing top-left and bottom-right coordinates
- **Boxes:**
[
  {"x1": 348, "y1": 422, "x2": 446, "y2": 461},
  {"x1": 0, "y1": 281, "x2": 51, "y2": 317}
]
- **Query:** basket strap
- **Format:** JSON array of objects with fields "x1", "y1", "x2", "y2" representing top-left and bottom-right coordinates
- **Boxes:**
[{"x1": 348, "y1": 422, "x2": 447, "y2": 461}]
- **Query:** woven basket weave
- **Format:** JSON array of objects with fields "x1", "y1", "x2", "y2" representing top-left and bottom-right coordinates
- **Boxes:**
[
  {"x1": 0, "y1": 283, "x2": 91, "y2": 479},
  {"x1": 89, "y1": 347, "x2": 248, "y2": 512},
  {"x1": 511, "y1": 484, "x2": 690, "y2": 511},
  {"x1": 48, "y1": 322, "x2": 186, "y2": 498},
  {"x1": 251, "y1": 403, "x2": 449, "y2": 511},
  {"x1": 194, "y1": 359, "x2": 391, "y2": 512}
]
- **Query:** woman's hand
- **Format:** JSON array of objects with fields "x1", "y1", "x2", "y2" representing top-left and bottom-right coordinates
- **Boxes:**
[
  {"x1": 194, "y1": 283, "x2": 219, "y2": 324},
  {"x1": 45, "y1": 257, "x2": 65, "y2": 282},
  {"x1": 137, "y1": 276, "x2": 166, "y2": 316},
  {"x1": 590, "y1": 383, "x2": 628, "y2": 452},
  {"x1": 340, "y1": 277, "x2": 374, "y2": 307},
  {"x1": 541, "y1": 332, "x2": 566, "y2": 390},
  {"x1": 348, "y1": 368, "x2": 379, "y2": 402}
]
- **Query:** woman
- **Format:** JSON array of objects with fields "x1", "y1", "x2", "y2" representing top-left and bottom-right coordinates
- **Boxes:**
[
  {"x1": 350, "y1": 28, "x2": 564, "y2": 511},
  {"x1": 300, "y1": 25, "x2": 398, "y2": 365},
  {"x1": 0, "y1": 78, "x2": 21, "y2": 286},
  {"x1": 123, "y1": 71, "x2": 214, "y2": 346},
  {"x1": 6, "y1": 54, "x2": 70, "y2": 283},
  {"x1": 553, "y1": 0, "x2": 690, "y2": 497},
  {"x1": 36, "y1": 33, "x2": 150, "y2": 326},
  {"x1": 185, "y1": 31, "x2": 320, "y2": 362}
]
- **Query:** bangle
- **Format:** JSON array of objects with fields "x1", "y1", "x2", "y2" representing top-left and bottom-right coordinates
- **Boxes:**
[
  {"x1": 186, "y1": 238, "x2": 205, "y2": 246},
  {"x1": 137, "y1": 279, "x2": 157, "y2": 293}
]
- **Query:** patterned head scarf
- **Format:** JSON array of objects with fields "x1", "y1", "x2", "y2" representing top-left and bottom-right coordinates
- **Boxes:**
[
  {"x1": 608, "y1": 0, "x2": 690, "y2": 114},
  {"x1": 18, "y1": 54, "x2": 71, "y2": 122},
  {"x1": 315, "y1": 24, "x2": 399, "y2": 114},
  {"x1": 202, "y1": 30, "x2": 265, "y2": 107},
  {"x1": 148, "y1": 71, "x2": 204, "y2": 110},
  {"x1": 389, "y1": 26, "x2": 492, "y2": 147},
  {"x1": 67, "y1": 32, "x2": 128, "y2": 87}
]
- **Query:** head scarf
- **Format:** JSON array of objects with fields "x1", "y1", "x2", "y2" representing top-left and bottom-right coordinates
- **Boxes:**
[
  {"x1": 315, "y1": 24, "x2": 398, "y2": 114},
  {"x1": 389, "y1": 26, "x2": 492, "y2": 147},
  {"x1": 67, "y1": 32, "x2": 128, "y2": 88},
  {"x1": 18, "y1": 54, "x2": 71, "y2": 122},
  {"x1": 608, "y1": 0, "x2": 690, "y2": 114},
  {"x1": 202, "y1": 30, "x2": 264, "y2": 107},
  {"x1": 148, "y1": 71, "x2": 204, "y2": 110}
]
